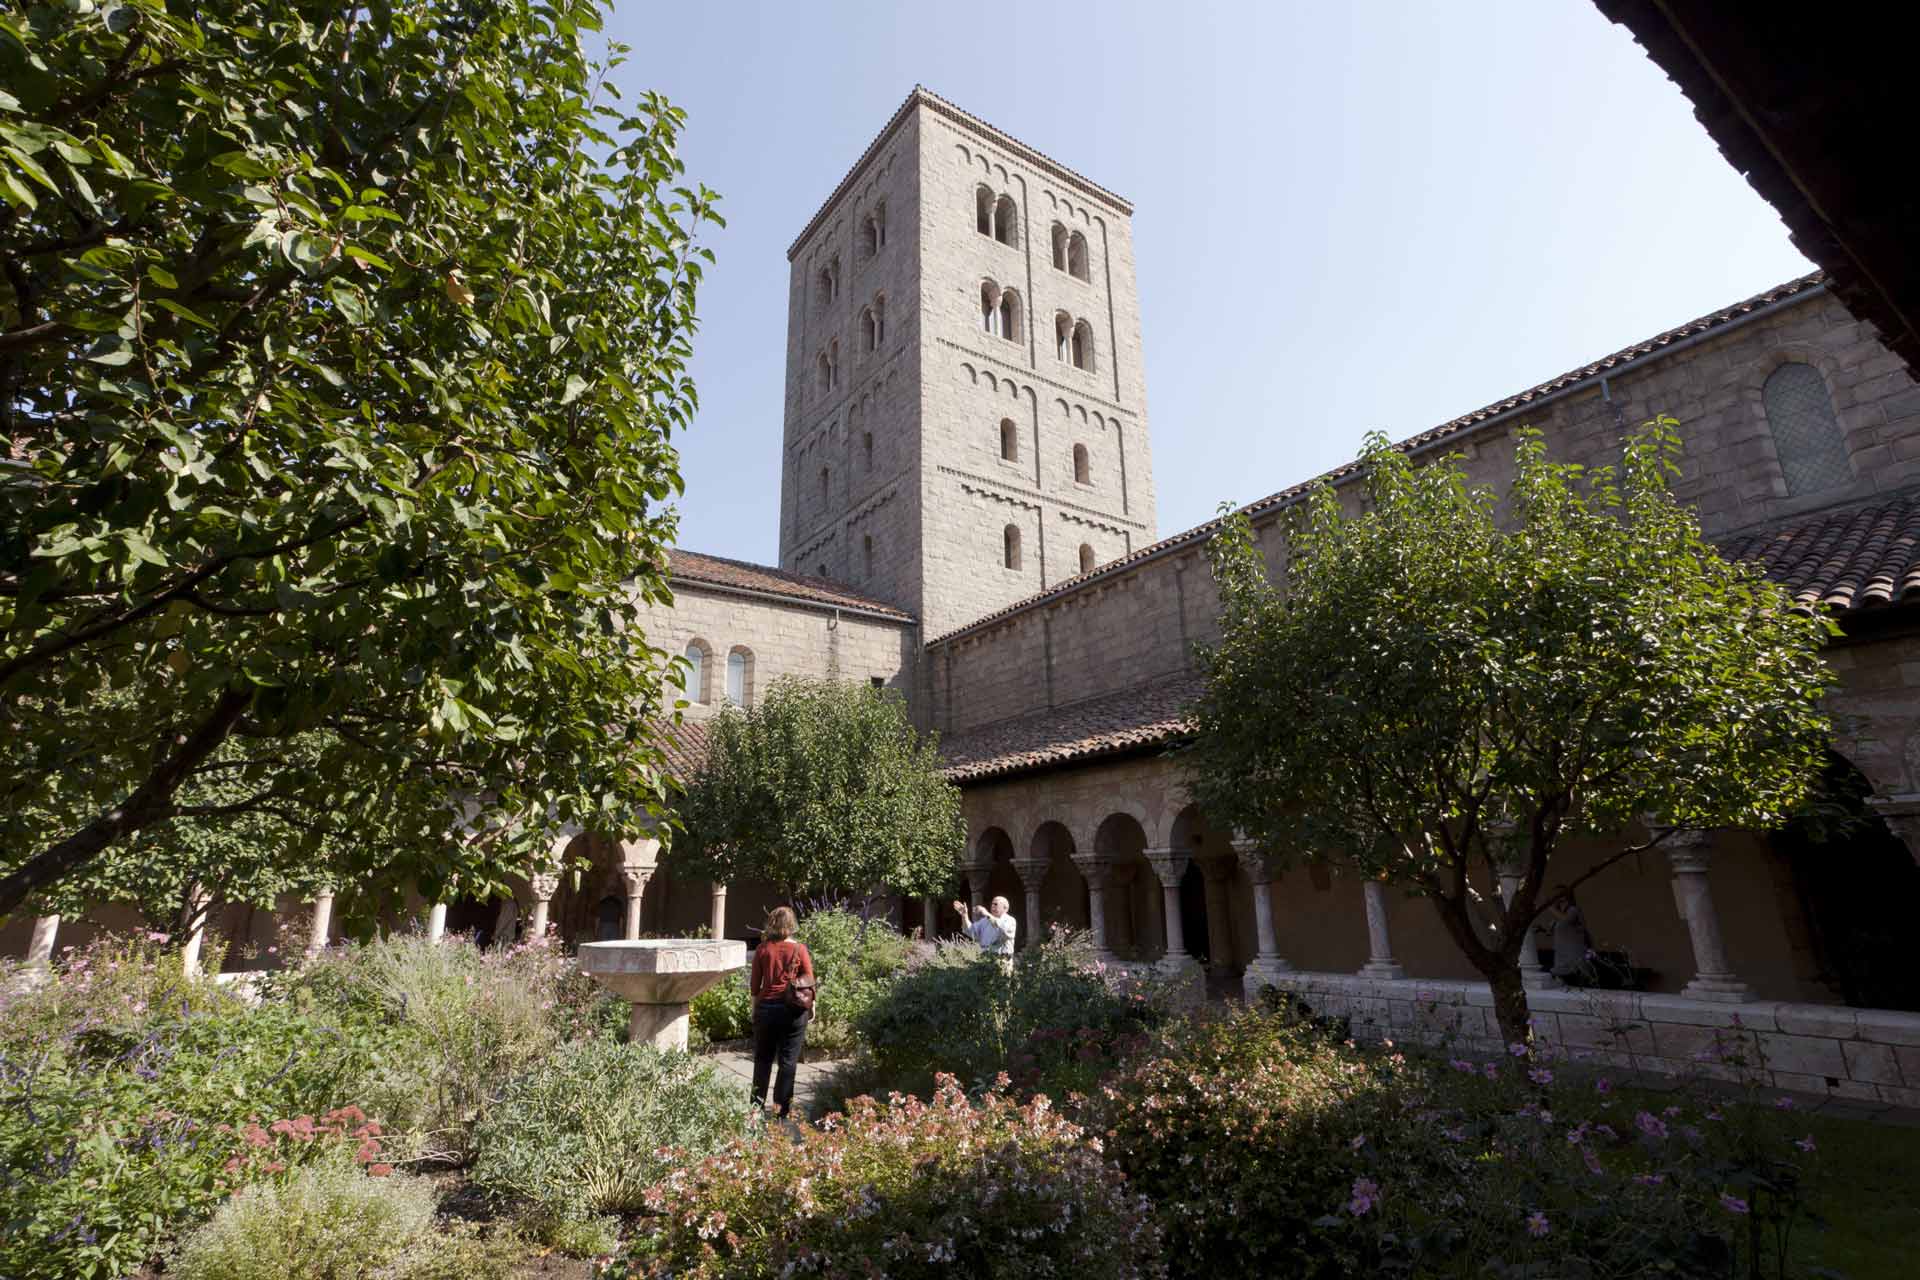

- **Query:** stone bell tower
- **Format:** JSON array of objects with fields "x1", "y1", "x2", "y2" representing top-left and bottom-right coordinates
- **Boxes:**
[{"x1": 778, "y1": 87, "x2": 1158, "y2": 640}]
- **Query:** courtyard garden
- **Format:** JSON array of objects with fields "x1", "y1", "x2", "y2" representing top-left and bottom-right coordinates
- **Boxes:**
[{"x1": 5, "y1": 915, "x2": 1915, "y2": 1280}]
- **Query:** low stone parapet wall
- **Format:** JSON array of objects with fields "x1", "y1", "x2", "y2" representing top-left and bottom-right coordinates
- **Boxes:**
[{"x1": 1255, "y1": 969, "x2": 1920, "y2": 1110}]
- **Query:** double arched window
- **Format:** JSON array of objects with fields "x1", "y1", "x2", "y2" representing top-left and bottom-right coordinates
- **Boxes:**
[
  {"x1": 1050, "y1": 224, "x2": 1090, "y2": 281},
  {"x1": 861, "y1": 295, "x2": 886, "y2": 352},
  {"x1": 999, "y1": 417, "x2": 1019, "y2": 461},
  {"x1": 1055, "y1": 314, "x2": 1095, "y2": 370},
  {"x1": 1003, "y1": 524, "x2": 1022, "y2": 570},
  {"x1": 726, "y1": 647, "x2": 754, "y2": 707},
  {"x1": 816, "y1": 256, "x2": 839, "y2": 309},
  {"x1": 861, "y1": 201, "x2": 886, "y2": 260},
  {"x1": 680, "y1": 639, "x2": 712, "y2": 704},
  {"x1": 1072, "y1": 442, "x2": 1091, "y2": 485},
  {"x1": 980, "y1": 281, "x2": 1022, "y2": 343},
  {"x1": 975, "y1": 186, "x2": 1018, "y2": 246},
  {"x1": 816, "y1": 341, "x2": 839, "y2": 395},
  {"x1": 1763, "y1": 362, "x2": 1853, "y2": 496}
]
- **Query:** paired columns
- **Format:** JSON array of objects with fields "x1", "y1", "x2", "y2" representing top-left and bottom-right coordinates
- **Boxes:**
[
  {"x1": 1660, "y1": 827, "x2": 1753, "y2": 1002},
  {"x1": 1070, "y1": 854, "x2": 1116, "y2": 961},
  {"x1": 1143, "y1": 848, "x2": 1198, "y2": 975},
  {"x1": 1232, "y1": 838, "x2": 1292, "y2": 997}
]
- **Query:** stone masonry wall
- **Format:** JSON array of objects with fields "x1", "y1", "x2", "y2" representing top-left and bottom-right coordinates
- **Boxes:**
[{"x1": 928, "y1": 288, "x2": 1920, "y2": 743}]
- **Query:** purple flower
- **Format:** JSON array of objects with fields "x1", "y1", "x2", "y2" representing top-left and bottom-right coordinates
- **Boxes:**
[
  {"x1": 1594, "y1": 1077, "x2": 1613, "y2": 1095},
  {"x1": 1774, "y1": 1096, "x2": 1796, "y2": 1111},
  {"x1": 1348, "y1": 1177, "x2": 1379, "y2": 1216},
  {"x1": 1635, "y1": 1111, "x2": 1668, "y2": 1140},
  {"x1": 1525, "y1": 1211, "x2": 1550, "y2": 1238},
  {"x1": 1635, "y1": 1172, "x2": 1666, "y2": 1186},
  {"x1": 1528, "y1": 1068, "x2": 1554, "y2": 1086},
  {"x1": 1483, "y1": 1063, "x2": 1501, "y2": 1081},
  {"x1": 1720, "y1": 1194, "x2": 1749, "y2": 1215},
  {"x1": 1795, "y1": 1136, "x2": 1816, "y2": 1153},
  {"x1": 1580, "y1": 1145, "x2": 1603, "y2": 1175},
  {"x1": 1349, "y1": 1134, "x2": 1367, "y2": 1150},
  {"x1": 1509, "y1": 1042, "x2": 1530, "y2": 1057},
  {"x1": 1450, "y1": 1058, "x2": 1476, "y2": 1073}
]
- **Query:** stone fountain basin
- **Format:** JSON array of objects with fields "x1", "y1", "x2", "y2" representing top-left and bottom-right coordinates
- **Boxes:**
[{"x1": 577, "y1": 939, "x2": 746, "y2": 1051}]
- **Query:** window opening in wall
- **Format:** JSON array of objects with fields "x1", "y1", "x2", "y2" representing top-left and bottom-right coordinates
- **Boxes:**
[
  {"x1": 862, "y1": 202, "x2": 886, "y2": 259},
  {"x1": 1073, "y1": 442, "x2": 1091, "y2": 485},
  {"x1": 992, "y1": 194, "x2": 1017, "y2": 246},
  {"x1": 816, "y1": 351, "x2": 831, "y2": 394},
  {"x1": 999, "y1": 417, "x2": 1018, "y2": 461},
  {"x1": 681, "y1": 641, "x2": 708, "y2": 704},
  {"x1": 1051, "y1": 223, "x2": 1068, "y2": 272},
  {"x1": 997, "y1": 289, "x2": 1021, "y2": 343},
  {"x1": 976, "y1": 186, "x2": 993, "y2": 235},
  {"x1": 862, "y1": 431, "x2": 874, "y2": 470},
  {"x1": 981, "y1": 282, "x2": 1000, "y2": 336},
  {"x1": 817, "y1": 563, "x2": 828, "y2": 577},
  {"x1": 869, "y1": 676, "x2": 884, "y2": 689},
  {"x1": 862, "y1": 534, "x2": 873, "y2": 579},
  {"x1": 1763, "y1": 362, "x2": 1853, "y2": 496},
  {"x1": 1055, "y1": 312, "x2": 1072, "y2": 362},
  {"x1": 817, "y1": 257, "x2": 839, "y2": 308},
  {"x1": 862, "y1": 304, "x2": 880, "y2": 353},
  {"x1": 1067, "y1": 231, "x2": 1089, "y2": 281},
  {"x1": 828, "y1": 340, "x2": 839, "y2": 389},
  {"x1": 819, "y1": 466, "x2": 829, "y2": 506},
  {"x1": 1003, "y1": 524, "x2": 1022, "y2": 570},
  {"x1": 1071, "y1": 319, "x2": 1093, "y2": 371},
  {"x1": 1079, "y1": 543, "x2": 1095, "y2": 575},
  {"x1": 726, "y1": 649, "x2": 752, "y2": 707}
]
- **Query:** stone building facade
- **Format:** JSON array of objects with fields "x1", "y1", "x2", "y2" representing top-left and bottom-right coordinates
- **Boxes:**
[{"x1": 16, "y1": 89, "x2": 1920, "y2": 1105}]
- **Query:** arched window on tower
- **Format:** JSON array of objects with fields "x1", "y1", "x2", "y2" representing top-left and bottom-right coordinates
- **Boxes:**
[
  {"x1": 862, "y1": 534, "x2": 873, "y2": 580},
  {"x1": 1051, "y1": 223, "x2": 1068, "y2": 271},
  {"x1": 862, "y1": 201, "x2": 886, "y2": 260},
  {"x1": 1067, "y1": 231, "x2": 1090, "y2": 281},
  {"x1": 1000, "y1": 417, "x2": 1019, "y2": 462},
  {"x1": 981, "y1": 281, "x2": 1001, "y2": 336},
  {"x1": 997, "y1": 289, "x2": 1021, "y2": 343},
  {"x1": 993, "y1": 194, "x2": 1018, "y2": 246},
  {"x1": 817, "y1": 256, "x2": 839, "y2": 308},
  {"x1": 872, "y1": 295, "x2": 885, "y2": 347},
  {"x1": 828, "y1": 340, "x2": 840, "y2": 389},
  {"x1": 1079, "y1": 543, "x2": 1096, "y2": 575},
  {"x1": 976, "y1": 185, "x2": 994, "y2": 235},
  {"x1": 819, "y1": 466, "x2": 829, "y2": 507},
  {"x1": 1003, "y1": 524, "x2": 1022, "y2": 571},
  {"x1": 1055, "y1": 312, "x2": 1072, "y2": 362},
  {"x1": 1763, "y1": 362, "x2": 1853, "y2": 496},
  {"x1": 680, "y1": 639, "x2": 711, "y2": 704},
  {"x1": 1073, "y1": 442, "x2": 1091, "y2": 485},
  {"x1": 816, "y1": 351, "x2": 831, "y2": 395},
  {"x1": 1071, "y1": 319, "x2": 1094, "y2": 371},
  {"x1": 862, "y1": 431, "x2": 874, "y2": 471},
  {"x1": 726, "y1": 647, "x2": 754, "y2": 707}
]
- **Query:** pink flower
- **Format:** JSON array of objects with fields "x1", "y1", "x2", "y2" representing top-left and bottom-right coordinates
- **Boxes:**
[
  {"x1": 1795, "y1": 1136, "x2": 1816, "y2": 1153},
  {"x1": 1526, "y1": 1212, "x2": 1550, "y2": 1238},
  {"x1": 1347, "y1": 1177, "x2": 1379, "y2": 1216},
  {"x1": 1594, "y1": 1077, "x2": 1613, "y2": 1095},
  {"x1": 1349, "y1": 1134, "x2": 1366, "y2": 1150},
  {"x1": 1483, "y1": 1063, "x2": 1501, "y2": 1081},
  {"x1": 1720, "y1": 1194, "x2": 1749, "y2": 1215},
  {"x1": 146, "y1": 931, "x2": 170, "y2": 943}
]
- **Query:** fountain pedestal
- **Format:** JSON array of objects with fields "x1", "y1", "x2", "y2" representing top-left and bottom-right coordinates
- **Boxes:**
[{"x1": 577, "y1": 938, "x2": 747, "y2": 1052}]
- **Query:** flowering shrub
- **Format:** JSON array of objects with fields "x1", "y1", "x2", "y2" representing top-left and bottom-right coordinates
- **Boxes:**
[
  {"x1": 1087, "y1": 1006, "x2": 1822, "y2": 1279},
  {"x1": 608, "y1": 1076, "x2": 1164, "y2": 1278},
  {"x1": 471, "y1": 1039, "x2": 749, "y2": 1223},
  {"x1": 690, "y1": 907, "x2": 915, "y2": 1053},
  {"x1": 854, "y1": 926, "x2": 1161, "y2": 1094},
  {"x1": 169, "y1": 1154, "x2": 439, "y2": 1280}
]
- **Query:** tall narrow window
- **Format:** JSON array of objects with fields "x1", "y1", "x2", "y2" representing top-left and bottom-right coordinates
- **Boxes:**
[
  {"x1": 1051, "y1": 223, "x2": 1068, "y2": 271},
  {"x1": 726, "y1": 648, "x2": 752, "y2": 707},
  {"x1": 828, "y1": 340, "x2": 839, "y2": 389},
  {"x1": 1071, "y1": 320, "x2": 1093, "y2": 371},
  {"x1": 681, "y1": 640, "x2": 709, "y2": 704},
  {"x1": 1003, "y1": 524, "x2": 1022, "y2": 570},
  {"x1": 862, "y1": 431, "x2": 874, "y2": 470},
  {"x1": 997, "y1": 289, "x2": 1021, "y2": 343},
  {"x1": 1764, "y1": 362, "x2": 1852, "y2": 495},
  {"x1": 872, "y1": 200, "x2": 886, "y2": 249},
  {"x1": 1079, "y1": 543, "x2": 1095, "y2": 575},
  {"x1": 816, "y1": 352, "x2": 831, "y2": 394},
  {"x1": 976, "y1": 186, "x2": 993, "y2": 235},
  {"x1": 1067, "y1": 231, "x2": 1090, "y2": 281},
  {"x1": 999, "y1": 417, "x2": 1018, "y2": 461},
  {"x1": 817, "y1": 563, "x2": 828, "y2": 577},
  {"x1": 819, "y1": 466, "x2": 829, "y2": 506},
  {"x1": 1073, "y1": 443, "x2": 1091, "y2": 484},
  {"x1": 872, "y1": 296, "x2": 885, "y2": 347},
  {"x1": 981, "y1": 282, "x2": 1000, "y2": 336},
  {"x1": 1055, "y1": 312, "x2": 1072, "y2": 362},
  {"x1": 993, "y1": 194, "x2": 1017, "y2": 246},
  {"x1": 862, "y1": 534, "x2": 873, "y2": 579}
]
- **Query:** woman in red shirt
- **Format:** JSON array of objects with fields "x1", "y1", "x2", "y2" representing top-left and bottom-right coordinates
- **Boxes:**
[{"x1": 748, "y1": 906, "x2": 814, "y2": 1118}]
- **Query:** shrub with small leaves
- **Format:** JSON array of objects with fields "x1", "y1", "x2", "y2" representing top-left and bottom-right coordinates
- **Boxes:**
[
  {"x1": 169, "y1": 1155, "x2": 437, "y2": 1280},
  {"x1": 608, "y1": 1077, "x2": 1164, "y2": 1278}
]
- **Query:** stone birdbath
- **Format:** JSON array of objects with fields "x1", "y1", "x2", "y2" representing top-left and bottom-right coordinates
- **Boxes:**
[{"x1": 577, "y1": 938, "x2": 746, "y2": 1052}]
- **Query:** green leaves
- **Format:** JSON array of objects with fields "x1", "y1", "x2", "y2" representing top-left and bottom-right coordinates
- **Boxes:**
[
  {"x1": 1, "y1": 0, "x2": 720, "y2": 915},
  {"x1": 673, "y1": 678, "x2": 965, "y2": 900}
]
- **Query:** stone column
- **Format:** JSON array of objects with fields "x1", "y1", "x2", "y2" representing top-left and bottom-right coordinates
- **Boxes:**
[
  {"x1": 305, "y1": 890, "x2": 335, "y2": 960},
  {"x1": 26, "y1": 914, "x2": 59, "y2": 969},
  {"x1": 618, "y1": 866, "x2": 652, "y2": 940},
  {"x1": 1144, "y1": 848, "x2": 1198, "y2": 976},
  {"x1": 962, "y1": 864, "x2": 990, "y2": 912},
  {"x1": 526, "y1": 870, "x2": 561, "y2": 941},
  {"x1": 179, "y1": 884, "x2": 213, "y2": 978},
  {"x1": 1662, "y1": 828, "x2": 1754, "y2": 1002},
  {"x1": 1010, "y1": 857, "x2": 1049, "y2": 950},
  {"x1": 1359, "y1": 879, "x2": 1406, "y2": 979},
  {"x1": 1071, "y1": 856, "x2": 1114, "y2": 960},
  {"x1": 424, "y1": 901, "x2": 448, "y2": 941},
  {"x1": 922, "y1": 895, "x2": 939, "y2": 940},
  {"x1": 1496, "y1": 867, "x2": 1556, "y2": 989},
  {"x1": 1233, "y1": 839, "x2": 1293, "y2": 998},
  {"x1": 1868, "y1": 794, "x2": 1920, "y2": 867},
  {"x1": 709, "y1": 883, "x2": 729, "y2": 940}
]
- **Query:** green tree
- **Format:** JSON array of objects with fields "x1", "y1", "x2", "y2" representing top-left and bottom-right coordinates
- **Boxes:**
[
  {"x1": 1187, "y1": 419, "x2": 1834, "y2": 1044},
  {"x1": 0, "y1": 0, "x2": 721, "y2": 918},
  {"x1": 673, "y1": 677, "x2": 964, "y2": 906}
]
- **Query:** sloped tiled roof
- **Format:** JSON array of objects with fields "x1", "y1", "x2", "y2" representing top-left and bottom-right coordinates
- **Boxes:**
[
  {"x1": 939, "y1": 671, "x2": 1205, "y2": 784},
  {"x1": 653, "y1": 717, "x2": 714, "y2": 785},
  {"x1": 929, "y1": 272, "x2": 1832, "y2": 647},
  {"x1": 1722, "y1": 494, "x2": 1920, "y2": 613},
  {"x1": 669, "y1": 549, "x2": 914, "y2": 622}
]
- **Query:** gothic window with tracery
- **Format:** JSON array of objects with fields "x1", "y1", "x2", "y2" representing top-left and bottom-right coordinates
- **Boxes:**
[{"x1": 1763, "y1": 362, "x2": 1852, "y2": 496}]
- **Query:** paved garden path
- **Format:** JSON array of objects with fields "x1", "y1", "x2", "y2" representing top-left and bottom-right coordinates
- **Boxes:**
[{"x1": 703, "y1": 1047, "x2": 836, "y2": 1120}]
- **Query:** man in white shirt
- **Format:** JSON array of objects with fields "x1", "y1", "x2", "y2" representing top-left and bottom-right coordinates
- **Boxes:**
[{"x1": 951, "y1": 895, "x2": 1017, "y2": 956}]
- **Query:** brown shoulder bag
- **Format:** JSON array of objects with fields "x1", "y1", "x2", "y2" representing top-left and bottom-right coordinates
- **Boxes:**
[{"x1": 782, "y1": 948, "x2": 817, "y2": 1012}]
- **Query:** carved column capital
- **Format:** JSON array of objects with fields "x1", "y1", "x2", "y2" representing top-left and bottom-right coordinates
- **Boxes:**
[
  {"x1": 617, "y1": 865, "x2": 653, "y2": 898},
  {"x1": 529, "y1": 870, "x2": 562, "y2": 902},
  {"x1": 1233, "y1": 839, "x2": 1285, "y2": 886},
  {"x1": 1008, "y1": 857, "x2": 1051, "y2": 887},
  {"x1": 1142, "y1": 846, "x2": 1190, "y2": 888},
  {"x1": 1652, "y1": 824, "x2": 1714, "y2": 875}
]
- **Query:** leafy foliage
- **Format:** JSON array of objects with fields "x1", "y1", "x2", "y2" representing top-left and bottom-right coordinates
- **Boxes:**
[
  {"x1": 692, "y1": 907, "x2": 916, "y2": 1052},
  {"x1": 1187, "y1": 420, "x2": 1834, "y2": 1041},
  {"x1": 169, "y1": 1155, "x2": 438, "y2": 1280},
  {"x1": 0, "y1": 0, "x2": 721, "y2": 917},
  {"x1": 470, "y1": 1039, "x2": 749, "y2": 1221},
  {"x1": 609, "y1": 1078, "x2": 1166, "y2": 1279},
  {"x1": 672, "y1": 678, "x2": 964, "y2": 899}
]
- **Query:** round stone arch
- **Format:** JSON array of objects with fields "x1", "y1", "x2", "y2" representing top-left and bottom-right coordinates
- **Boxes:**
[
  {"x1": 1029, "y1": 819, "x2": 1088, "y2": 934},
  {"x1": 1094, "y1": 811, "x2": 1159, "y2": 959}
]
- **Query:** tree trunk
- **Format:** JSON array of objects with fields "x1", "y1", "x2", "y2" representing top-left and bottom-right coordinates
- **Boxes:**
[
  {"x1": 0, "y1": 686, "x2": 252, "y2": 917},
  {"x1": 1487, "y1": 957, "x2": 1532, "y2": 1050}
]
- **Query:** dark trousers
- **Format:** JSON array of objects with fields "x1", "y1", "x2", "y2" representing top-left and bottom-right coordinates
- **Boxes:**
[{"x1": 751, "y1": 999, "x2": 810, "y2": 1116}]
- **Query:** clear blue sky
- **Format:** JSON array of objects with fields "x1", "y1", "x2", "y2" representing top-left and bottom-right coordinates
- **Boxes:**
[{"x1": 604, "y1": 1, "x2": 1812, "y2": 565}]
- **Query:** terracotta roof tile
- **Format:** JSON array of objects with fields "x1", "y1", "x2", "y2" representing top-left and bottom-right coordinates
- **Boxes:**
[
  {"x1": 929, "y1": 272, "x2": 1831, "y2": 646},
  {"x1": 653, "y1": 717, "x2": 714, "y2": 784},
  {"x1": 669, "y1": 549, "x2": 914, "y2": 621},
  {"x1": 939, "y1": 671, "x2": 1204, "y2": 784},
  {"x1": 1721, "y1": 494, "x2": 1920, "y2": 613}
]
